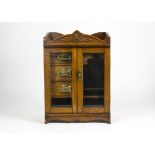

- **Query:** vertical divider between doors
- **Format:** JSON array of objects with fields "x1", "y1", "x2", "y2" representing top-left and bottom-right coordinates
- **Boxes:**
[
  {"x1": 72, "y1": 48, "x2": 78, "y2": 113},
  {"x1": 77, "y1": 48, "x2": 83, "y2": 113}
]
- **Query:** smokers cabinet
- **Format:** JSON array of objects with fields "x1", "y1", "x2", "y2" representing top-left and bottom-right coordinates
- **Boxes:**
[{"x1": 44, "y1": 30, "x2": 110, "y2": 123}]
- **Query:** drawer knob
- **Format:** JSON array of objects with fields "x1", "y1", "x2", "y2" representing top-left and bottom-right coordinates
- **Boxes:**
[{"x1": 59, "y1": 85, "x2": 71, "y2": 93}]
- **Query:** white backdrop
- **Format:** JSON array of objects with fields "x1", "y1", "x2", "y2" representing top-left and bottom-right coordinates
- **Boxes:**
[{"x1": 0, "y1": 23, "x2": 155, "y2": 154}]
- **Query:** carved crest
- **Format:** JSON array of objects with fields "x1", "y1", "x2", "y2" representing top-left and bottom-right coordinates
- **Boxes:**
[{"x1": 44, "y1": 30, "x2": 110, "y2": 47}]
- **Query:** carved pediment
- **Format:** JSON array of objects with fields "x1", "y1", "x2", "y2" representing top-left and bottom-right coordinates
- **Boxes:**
[{"x1": 44, "y1": 30, "x2": 110, "y2": 47}]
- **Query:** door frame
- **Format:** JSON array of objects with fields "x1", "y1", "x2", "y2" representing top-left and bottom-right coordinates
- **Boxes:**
[
  {"x1": 77, "y1": 48, "x2": 110, "y2": 114},
  {"x1": 44, "y1": 48, "x2": 77, "y2": 114}
]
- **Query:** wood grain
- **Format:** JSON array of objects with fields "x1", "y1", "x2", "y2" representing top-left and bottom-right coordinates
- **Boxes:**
[
  {"x1": 77, "y1": 48, "x2": 83, "y2": 113},
  {"x1": 50, "y1": 107, "x2": 72, "y2": 113},
  {"x1": 104, "y1": 47, "x2": 110, "y2": 113},
  {"x1": 72, "y1": 48, "x2": 78, "y2": 113},
  {"x1": 44, "y1": 31, "x2": 111, "y2": 123},
  {"x1": 44, "y1": 48, "x2": 51, "y2": 113},
  {"x1": 45, "y1": 113, "x2": 110, "y2": 123}
]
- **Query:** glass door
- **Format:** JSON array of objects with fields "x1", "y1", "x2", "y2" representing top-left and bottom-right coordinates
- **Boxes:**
[
  {"x1": 47, "y1": 48, "x2": 77, "y2": 113},
  {"x1": 77, "y1": 48, "x2": 109, "y2": 113}
]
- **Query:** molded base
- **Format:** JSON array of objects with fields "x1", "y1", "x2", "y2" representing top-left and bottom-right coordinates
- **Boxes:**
[{"x1": 45, "y1": 113, "x2": 111, "y2": 124}]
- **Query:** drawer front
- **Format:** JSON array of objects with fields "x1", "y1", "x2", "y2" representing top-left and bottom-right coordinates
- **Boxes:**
[
  {"x1": 51, "y1": 82, "x2": 72, "y2": 97},
  {"x1": 50, "y1": 53, "x2": 72, "y2": 64},
  {"x1": 51, "y1": 66, "x2": 72, "y2": 81}
]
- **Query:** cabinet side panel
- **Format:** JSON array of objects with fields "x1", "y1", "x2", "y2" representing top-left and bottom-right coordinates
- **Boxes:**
[
  {"x1": 44, "y1": 48, "x2": 51, "y2": 113},
  {"x1": 104, "y1": 47, "x2": 110, "y2": 113}
]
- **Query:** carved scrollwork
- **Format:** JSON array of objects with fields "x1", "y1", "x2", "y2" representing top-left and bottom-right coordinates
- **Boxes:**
[{"x1": 44, "y1": 30, "x2": 110, "y2": 46}]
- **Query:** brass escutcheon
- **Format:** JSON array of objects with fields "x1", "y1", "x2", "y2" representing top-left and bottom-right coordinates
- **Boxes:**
[
  {"x1": 59, "y1": 85, "x2": 71, "y2": 93},
  {"x1": 57, "y1": 67, "x2": 72, "y2": 77},
  {"x1": 57, "y1": 54, "x2": 71, "y2": 61}
]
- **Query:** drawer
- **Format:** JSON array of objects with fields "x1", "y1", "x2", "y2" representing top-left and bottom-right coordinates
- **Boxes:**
[
  {"x1": 51, "y1": 82, "x2": 72, "y2": 97},
  {"x1": 50, "y1": 53, "x2": 72, "y2": 64},
  {"x1": 51, "y1": 66, "x2": 72, "y2": 81}
]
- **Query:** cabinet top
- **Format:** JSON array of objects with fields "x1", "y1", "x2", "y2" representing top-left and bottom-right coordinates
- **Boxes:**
[{"x1": 44, "y1": 30, "x2": 110, "y2": 48}]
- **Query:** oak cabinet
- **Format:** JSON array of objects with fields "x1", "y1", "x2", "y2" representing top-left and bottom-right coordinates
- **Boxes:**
[{"x1": 44, "y1": 30, "x2": 110, "y2": 123}]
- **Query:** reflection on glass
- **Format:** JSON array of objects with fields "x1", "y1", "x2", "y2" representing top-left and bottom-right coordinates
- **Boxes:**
[{"x1": 83, "y1": 54, "x2": 104, "y2": 107}]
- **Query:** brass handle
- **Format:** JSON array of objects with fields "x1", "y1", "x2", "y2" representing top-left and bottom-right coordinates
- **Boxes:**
[
  {"x1": 57, "y1": 67, "x2": 72, "y2": 77},
  {"x1": 57, "y1": 54, "x2": 71, "y2": 61},
  {"x1": 77, "y1": 71, "x2": 82, "y2": 80},
  {"x1": 59, "y1": 85, "x2": 71, "y2": 93}
]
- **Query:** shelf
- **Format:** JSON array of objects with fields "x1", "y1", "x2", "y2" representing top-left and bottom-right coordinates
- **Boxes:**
[
  {"x1": 84, "y1": 96, "x2": 104, "y2": 98},
  {"x1": 83, "y1": 105, "x2": 104, "y2": 107},
  {"x1": 51, "y1": 80, "x2": 72, "y2": 82},
  {"x1": 84, "y1": 88, "x2": 104, "y2": 90},
  {"x1": 51, "y1": 96, "x2": 72, "y2": 98},
  {"x1": 52, "y1": 104, "x2": 72, "y2": 107},
  {"x1": 51, "y1": 64, "x2": 72, "y2": 66}
]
